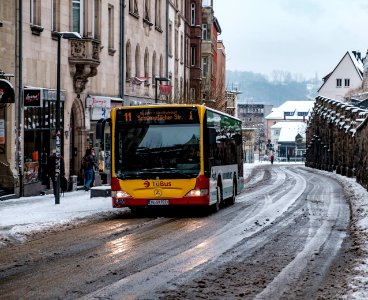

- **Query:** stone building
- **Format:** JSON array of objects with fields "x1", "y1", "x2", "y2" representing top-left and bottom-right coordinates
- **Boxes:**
[
  {"x1": 167, "y1": 0, "x2": 186, "y2": 102},
  {"x1": 124, "y1": 0, "x2": 167, "y2": 105},
  {"x1": 0, "y1": 0, "x2": 227, "y2": 198},
  {"x1": 0, "y1": 0, "x2": 17, "y2": 198},
  {"x1": 185, "y1": 0, "x2": 202, "y2": 103},
  {"x1": 201, "y1": 1, "x2": 222, "y2": 105}
]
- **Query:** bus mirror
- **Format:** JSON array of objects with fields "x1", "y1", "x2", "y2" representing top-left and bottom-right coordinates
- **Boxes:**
[
  {"x1": 96, "y1": 118, "x2": 110, "y2": 140},
  {"x1": 208, "y1": 128, "x2": 217, "y2": 145}
]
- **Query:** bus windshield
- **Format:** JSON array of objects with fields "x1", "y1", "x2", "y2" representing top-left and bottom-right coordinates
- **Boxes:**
[{"x1": 115, "y1": 123, "x2": 200, "y2": 180}]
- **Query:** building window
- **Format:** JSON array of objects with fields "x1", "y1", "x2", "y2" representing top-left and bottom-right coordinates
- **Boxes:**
[
  {"x1": 336, "y1": 78, "x2": 342, "y2": 87},
  {"x1": 175, "y1": 29, "x2": 178, "y2": 58},
  {"x1": 30, "y1": 0, "x2": 41, "y2": 25},
  {"x1": 152, "y1": 51, "x2": 157, "y2": 84},
  {"x1": 344, "y1": 79, "x2": 350, "y2": 87},
  {"x1": 108, "y1": 4, "x2": 114, "y2": 52},
  {"x1": 202, "y1": 57, "x2": 208, "y2": 77},
  {"x1": 191, "y1": 3, "x2": 196, "y2": 26},
  {"x1": 168, "y1": 22, "x2": 173, "y2": 56},
  {"x1": 144, "y1": 0, "x2": 151, "y2": 21},
  {"x1": 202, "y1": 24, "x2": 208, "y2": 40},
  {"x1": 135, "y1": 44, "x2": 141, "y2": 77},
  {"x1": 180, "y1": 33, "x2": 184, "y2": 64},
  {"x1": 144, "y1": 48, "x2": 149, "y2": 78},
  {"x1": 72, "y1": 0, "x2": 83, "y2": 34},
  {"x1": 191, "y1": 46, "x2": 196, "y2": 66},
  {"x1": 91, "y1": 0, "x2": 101, "y2": 39},
  {"x1": 51, "y1": 0, "x2": 60, "y2": 32},
  {"x1": 129, "y1": 0, "x2": 139, "y2": 15},
  {"x1": 126, "y1": 41, "x2": 132, "y2": 79},
  {"x1": 155, "y1": 0, "x2": 161, "y2": 28},
  {"x1": 159, "y1": 55, "x2": 163, "y2": 77}
]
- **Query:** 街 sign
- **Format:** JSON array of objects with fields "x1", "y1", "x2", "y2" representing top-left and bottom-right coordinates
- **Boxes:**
[{"x1": 0, "y1": 79, "x2": 15, "y2": 103}]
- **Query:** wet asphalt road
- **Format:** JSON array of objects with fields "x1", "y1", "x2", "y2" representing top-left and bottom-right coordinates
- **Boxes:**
[{"x1": 0, "y1": 165, "x2": 353, "y2": 300}]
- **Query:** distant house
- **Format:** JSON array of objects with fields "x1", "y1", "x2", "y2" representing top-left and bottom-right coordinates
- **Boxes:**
[
  {"x1": 265, "y1": 100, "x2": 315, "y2": 144},
  {"x1": 317, "y1": 51, "x2": 363, "y2": 102},
  {"x1": 271, "y1": 121, "x2": 307, "y2": 159}
]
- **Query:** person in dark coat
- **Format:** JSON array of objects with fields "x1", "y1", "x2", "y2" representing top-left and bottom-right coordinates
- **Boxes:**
[
  {"x1": 46, "y1": 150, "x2": 65, "y2": 196},
  {"x1": 82, "y1": 148, "x2": 98, "y2": 191}
]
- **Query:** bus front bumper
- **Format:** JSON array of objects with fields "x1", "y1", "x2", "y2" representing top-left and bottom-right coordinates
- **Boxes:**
[{"x1": 112, "y1": 196, "x2": 210, "y2": 208}]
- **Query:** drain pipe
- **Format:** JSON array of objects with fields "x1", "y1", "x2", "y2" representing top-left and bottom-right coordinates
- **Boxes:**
[
  {"x1": 165, "y1": 0, "x2": 169, "y2": 78},
  {"x1": 17, "y1": 0, "x2": 24, "y2": 196},
  {"x1": 120, "y1": 0, "x2": 125, "y2": 102}
]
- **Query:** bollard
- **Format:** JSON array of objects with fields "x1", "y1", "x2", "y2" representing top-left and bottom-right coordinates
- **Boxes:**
[{"x1": 70, "y1": 175, "x2": 78, "y2": 191}]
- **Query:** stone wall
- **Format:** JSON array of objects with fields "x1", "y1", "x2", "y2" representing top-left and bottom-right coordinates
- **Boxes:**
[{"x1": 306, "y1": 96, "x2": 368, "y2": 188}]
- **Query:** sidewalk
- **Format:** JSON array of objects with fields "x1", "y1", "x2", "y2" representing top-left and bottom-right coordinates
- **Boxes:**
[{"x1": 0, "y1": 188, "x2": 121, "y2": 248}]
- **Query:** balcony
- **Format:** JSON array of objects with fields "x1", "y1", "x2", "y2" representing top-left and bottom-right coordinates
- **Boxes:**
[{"x1": 68, "y1": 38, "x2": 101, "y2": 94}]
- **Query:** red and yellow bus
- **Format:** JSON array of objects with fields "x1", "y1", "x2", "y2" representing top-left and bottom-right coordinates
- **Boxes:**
[{"x1": 109, "y1": 104, "x2": 244, "y2": 212}]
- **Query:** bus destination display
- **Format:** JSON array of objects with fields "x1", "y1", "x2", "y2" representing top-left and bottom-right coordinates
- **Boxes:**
[{"x1": 117, "y1": 107, "x2": 199, "y2": 124}]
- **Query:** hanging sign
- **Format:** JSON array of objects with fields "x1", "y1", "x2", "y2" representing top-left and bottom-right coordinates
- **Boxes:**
[{"x1": 0, "y1": 79, "x2": 15, "y2": 103}]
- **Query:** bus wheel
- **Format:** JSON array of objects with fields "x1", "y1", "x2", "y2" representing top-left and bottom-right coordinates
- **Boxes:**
[
  {"x1": 228, "y1": 180, "x2": 237, "y2": 206},
  {"x1": 212, "y1": 185, "x2": 222, "y2": 213}
]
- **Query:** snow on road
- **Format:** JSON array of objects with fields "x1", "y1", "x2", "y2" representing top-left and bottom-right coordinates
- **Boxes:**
[{"x1": 0, "y1": 162, "x2": 368, "y2": 297}]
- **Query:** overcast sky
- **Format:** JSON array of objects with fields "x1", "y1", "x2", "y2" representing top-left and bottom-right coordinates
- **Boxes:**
[{"x1": 213, "y1": 0, "x2": 368, "y2": 79}]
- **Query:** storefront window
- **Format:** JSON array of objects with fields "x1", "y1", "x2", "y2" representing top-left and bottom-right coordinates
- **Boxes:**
[{"x1": 23, "y1": 89, "x2": 64, "y2": 185}]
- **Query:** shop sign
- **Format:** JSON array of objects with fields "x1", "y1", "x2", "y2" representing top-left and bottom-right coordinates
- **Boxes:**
[
  {"x1": 24, "y1": 88, "x2": 42, "y2": 107},
  {"x1": 0, "y1": 79, "x2": 15, "y2": 103},
  {"x1": 86, "y1": 96, "x2": 111, "y2": 108}
]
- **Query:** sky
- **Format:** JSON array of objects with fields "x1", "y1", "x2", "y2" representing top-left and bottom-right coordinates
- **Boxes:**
[
  {"x1": 1, "y1": 163, "x2": 368, "y2": 297},
  {"x1": 213, "y1": 0, "x2": 368, "y2": 79}
]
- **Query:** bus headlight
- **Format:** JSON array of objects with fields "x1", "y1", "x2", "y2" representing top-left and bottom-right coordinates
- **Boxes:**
[
  {"x1": 112, "y1": 190, "x2": 131, "y2": 198},
  {"x1": 186, "y1": 188, "x2": 208, "y2": 197}
]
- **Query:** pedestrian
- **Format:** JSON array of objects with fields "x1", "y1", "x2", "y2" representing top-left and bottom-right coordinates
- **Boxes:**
[
  {"x1": 81, "y1": 148, "x2": 98, "y2": 191},
  {"x1": 270, "y1": 154, "x2": 274, "y2": 165},
  {"x1": 46, "y1": 150, "x2": 65, "y2": 196},
  {"x1": 90, "y1": 148, "x2": 99, "y2": 187}
]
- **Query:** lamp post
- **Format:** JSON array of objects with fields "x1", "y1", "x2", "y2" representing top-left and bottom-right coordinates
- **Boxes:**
[
  {"x1": 154, "y1": 76, "x2": 170, "y2": 103},
  {"x1": 55, "y1": 31, "x2": 81, "y2": 205}
]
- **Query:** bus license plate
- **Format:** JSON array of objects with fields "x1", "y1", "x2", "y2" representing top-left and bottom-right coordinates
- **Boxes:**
[{"x1": 148, "y1": 200, "x2": 169, "y2": 205}]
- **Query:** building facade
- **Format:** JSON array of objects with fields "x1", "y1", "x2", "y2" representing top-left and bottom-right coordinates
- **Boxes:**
[{"x1": 0, "y1": 0, "x2": 227, "y2": 198}]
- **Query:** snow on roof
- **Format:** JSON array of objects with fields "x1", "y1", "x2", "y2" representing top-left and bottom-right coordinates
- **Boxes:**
[
  {"x1": 349, "y1": 51, "x2": 364, "y2": 74},
  {"x1": 266, "y1": 100, "x2": 315, "y2": 119},
  {"x1": 272, "y1": 121, "x2": 307, "y2": 142}
]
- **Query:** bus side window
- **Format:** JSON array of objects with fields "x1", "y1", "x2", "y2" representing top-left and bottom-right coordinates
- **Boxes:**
[{"x1": 208, "y1": 128, "x2": 217, "y2": 145}]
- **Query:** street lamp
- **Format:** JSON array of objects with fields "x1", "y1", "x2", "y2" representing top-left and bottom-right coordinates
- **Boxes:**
[
  {"x1": 154, "y1": 76, "x2": 170, "y2": 103},
  {"x1": 55, "y1": 31, "x2": 81, "y2": 205}
]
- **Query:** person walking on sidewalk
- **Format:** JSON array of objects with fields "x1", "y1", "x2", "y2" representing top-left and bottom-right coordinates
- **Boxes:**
[{"x1": 81, "y1": 148, "x2": 98, "y2": 191}]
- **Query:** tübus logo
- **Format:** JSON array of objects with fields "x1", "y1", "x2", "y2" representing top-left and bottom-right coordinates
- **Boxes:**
[{"x1": 144, "y1": 181, "x2": 150, "y2": 188}]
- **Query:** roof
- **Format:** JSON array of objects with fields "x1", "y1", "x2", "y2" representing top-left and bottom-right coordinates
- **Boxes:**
[
  {"x1": 272, "y1": 121, "x2": 307, "y2": 142},
  {"x1": 317, "y1": 51, "x2": 363, "y2": 93},
  {"x1": 265, "y1": 100, "x2": 315, "y2": 120}
]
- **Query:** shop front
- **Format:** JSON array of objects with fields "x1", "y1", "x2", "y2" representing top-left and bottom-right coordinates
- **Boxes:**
[
  {"x1": 23, "y1": 87, "x2": 65, "y2": 196},
  {"x1": 86, "y1": 95, "x2": 122, "y2": 184}
]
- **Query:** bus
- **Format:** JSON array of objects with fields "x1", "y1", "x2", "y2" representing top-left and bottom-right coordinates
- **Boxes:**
[{"x1": 108, "y1": 104, "x2": 244, "y2": 212}]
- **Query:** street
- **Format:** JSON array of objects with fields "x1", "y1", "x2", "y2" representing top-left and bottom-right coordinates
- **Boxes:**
[{"x1": 0, "y1": 165, "x2": 355, "y2": 299}]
